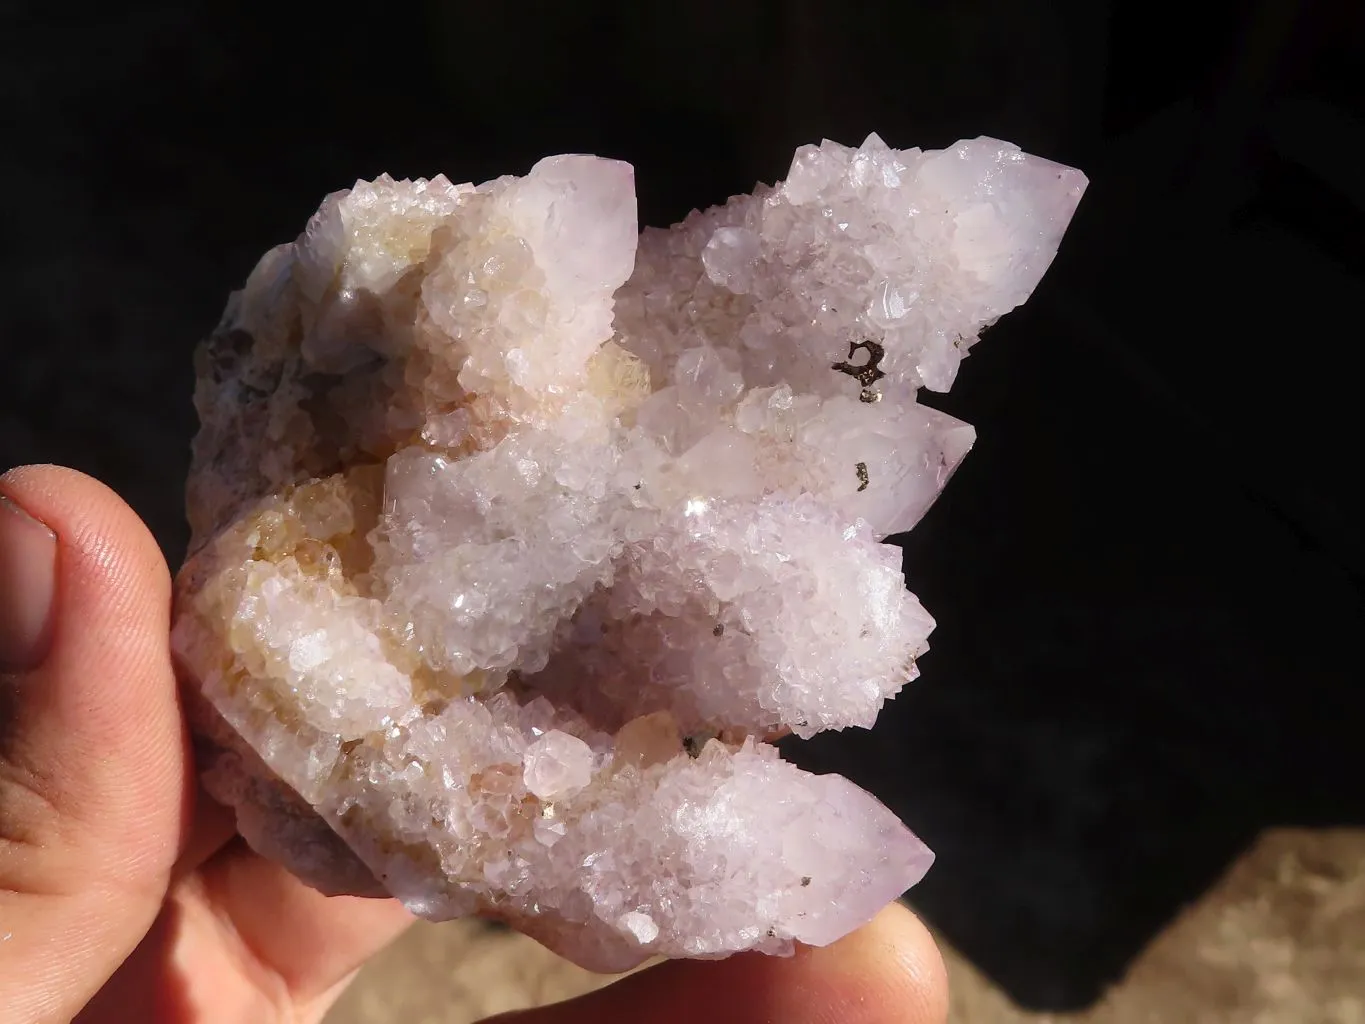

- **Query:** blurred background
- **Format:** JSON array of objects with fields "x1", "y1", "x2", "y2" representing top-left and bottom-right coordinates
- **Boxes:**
[{"x1": 2, "y1": 0, "x2": 1362, "y2": 1020}]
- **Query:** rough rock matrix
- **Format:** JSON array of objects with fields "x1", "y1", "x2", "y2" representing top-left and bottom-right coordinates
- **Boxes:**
[{"x1": 172, "y1": 134, "x2": 1086, "y2": 971}]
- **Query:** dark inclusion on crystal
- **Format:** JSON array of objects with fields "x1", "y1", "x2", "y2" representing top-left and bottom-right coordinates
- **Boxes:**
[{"x1": 831, "y1": 340, "x2": 887, "y2": 389}]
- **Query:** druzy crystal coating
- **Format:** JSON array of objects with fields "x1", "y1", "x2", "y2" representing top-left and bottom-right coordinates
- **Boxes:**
[{"x1": 172, "y1": 134, "x2": 1086, "y2": 971}]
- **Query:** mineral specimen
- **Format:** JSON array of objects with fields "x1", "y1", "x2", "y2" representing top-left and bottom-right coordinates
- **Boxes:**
[{"x1": 172, "y1": 134, "x2": 1086, "y2": 971}]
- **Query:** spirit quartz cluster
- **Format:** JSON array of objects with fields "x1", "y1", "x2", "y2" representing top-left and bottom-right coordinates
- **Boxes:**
[{"x1": 172, "y1": 134, "x2": 1086, "y2": 971}]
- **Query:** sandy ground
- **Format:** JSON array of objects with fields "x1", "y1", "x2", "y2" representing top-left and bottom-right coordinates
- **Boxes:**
[{"x1": 327, "y1": 828, "x2": 1365, "y2": 1023}]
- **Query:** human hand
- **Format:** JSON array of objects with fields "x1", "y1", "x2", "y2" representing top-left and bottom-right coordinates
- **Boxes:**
[{"x1": 0, "y1": 465, "x2": 948, "y2": 1023}]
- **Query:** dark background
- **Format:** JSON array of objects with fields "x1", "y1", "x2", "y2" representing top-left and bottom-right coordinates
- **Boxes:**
[{"x1": 3, "y1": 0, "x2": 1362, "y2": 1011}]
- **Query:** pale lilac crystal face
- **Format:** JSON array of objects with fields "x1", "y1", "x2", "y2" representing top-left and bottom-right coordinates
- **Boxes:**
[{"x1": 172, "y1": 135, "x2": 1086, "y2": 971}]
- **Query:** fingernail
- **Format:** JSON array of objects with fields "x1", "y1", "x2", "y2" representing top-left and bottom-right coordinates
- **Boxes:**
[{"x1": 0, "y1": 494, "x2": 57, "y2": 672}]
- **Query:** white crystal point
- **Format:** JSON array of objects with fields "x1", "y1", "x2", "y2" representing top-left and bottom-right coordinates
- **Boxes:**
[
  {"x1": 174, "y1": 134, "x2": 1085, "y2": 970},
  {"x1": 509, "y1": 154, "x2": 638, "y2": 298},
  {"x1": 918, "y1": 137, "x2": 1088, "y2": 317},
  {"x1": 776, "y1": 773, "x2": 935, "y2": 946},
  {"x1": 523, "y1": 730, "x2": 595, "y2": 800},
  {"x1": 701, "y1": 225, "x2": 762, "y2": 293}
]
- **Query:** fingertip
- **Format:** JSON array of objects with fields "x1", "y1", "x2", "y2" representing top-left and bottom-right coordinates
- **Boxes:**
[
  {"x1": 764, "y1": 901, "x2": 948, "y2": 1024},
  {"x1": 837, "y1": 901, "x2": 950, "y2": 1024},
  {"x1": 0, "y1": 464, "x2": 184, "y2": 873},
  {"x1": 498, "y1": 901, "x2": 948, "y2": 1024},
  {"x1": 0, "y1": 464, "x2": 172, "y2": 608},
  {"x1": 0, "y1": 466, "x2": 187, "y2": 1021}
]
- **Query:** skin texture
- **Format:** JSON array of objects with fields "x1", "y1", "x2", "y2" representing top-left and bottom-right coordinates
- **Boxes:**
[{"x1": 0, "y1": 465, "x2": 948, "y2": 1024}]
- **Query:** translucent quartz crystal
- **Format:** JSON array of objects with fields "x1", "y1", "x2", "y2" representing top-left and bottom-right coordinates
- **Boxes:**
[{"x1": 172, "y1": 135, "x2": 1086, "y2": 971}]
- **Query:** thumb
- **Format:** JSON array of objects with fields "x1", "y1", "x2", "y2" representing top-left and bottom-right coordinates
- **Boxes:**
[{"x1": 0, "y1": 466, "x2": 191, "y2": 1022}]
